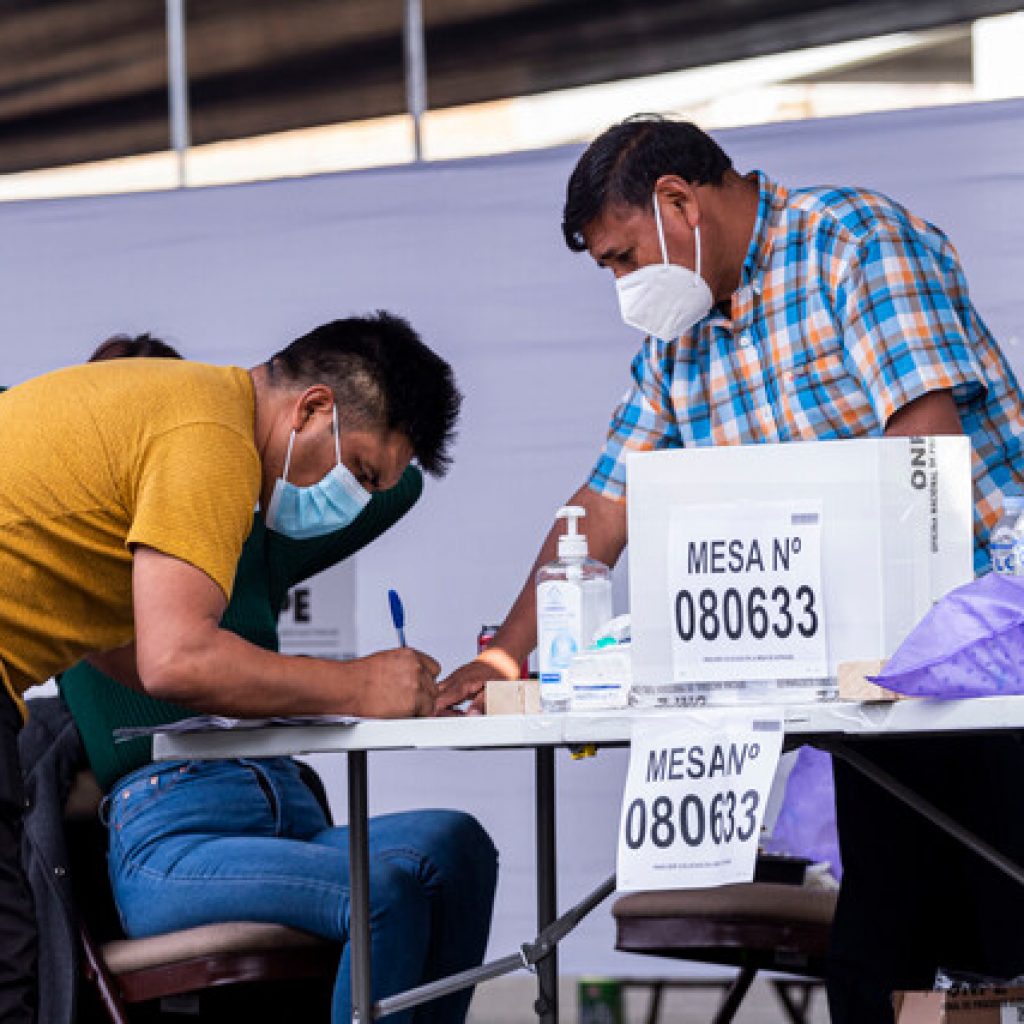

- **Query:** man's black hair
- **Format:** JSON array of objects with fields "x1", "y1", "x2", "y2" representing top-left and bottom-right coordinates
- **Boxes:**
[
  {"x1": 268, "y1": 312, "x2": 461, "y2": 477},
  {"x1": 562, "y1": 115, "x2": 733, "y2": 252},
  {"x1": 90, "y1": 333, "x2": 183, "y2": 362}
]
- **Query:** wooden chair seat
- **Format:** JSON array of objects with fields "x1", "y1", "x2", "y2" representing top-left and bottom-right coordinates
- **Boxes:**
[
  {"x1": 88, "y1": 922, "x2": 340, "y2": 1008},
  {"x1": 612, "y1": 880, "x2": 838, "y2": 1024},
  {"x1": 101, "y1": 920, "x2": 328, "y2": 975},
  {"x1": 614, "y1": 881, "x2": 836, "y2": 925}
]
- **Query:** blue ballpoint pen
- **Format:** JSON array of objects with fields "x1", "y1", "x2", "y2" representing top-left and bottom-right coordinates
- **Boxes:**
[{"x1": 388, "y1": 589, "x2": 407, "y2": 648}]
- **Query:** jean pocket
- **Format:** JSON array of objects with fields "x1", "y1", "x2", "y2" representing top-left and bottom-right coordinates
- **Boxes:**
[{"x1": 108, "y1": 764, "x2": 191, "y2": 832}]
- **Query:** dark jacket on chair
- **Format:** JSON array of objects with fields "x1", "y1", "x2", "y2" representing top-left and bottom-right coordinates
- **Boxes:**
[{"x1": 19, "y1": 696, "x2": 87, "y2": 1024}]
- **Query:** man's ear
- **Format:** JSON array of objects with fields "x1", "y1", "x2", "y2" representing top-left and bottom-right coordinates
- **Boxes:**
[
  {"x1": 294, "y1": 384, "x2": 335, "y2": 430},
  {"x1": 655, "y1": 174, "x2": 701, "y2": 229}
]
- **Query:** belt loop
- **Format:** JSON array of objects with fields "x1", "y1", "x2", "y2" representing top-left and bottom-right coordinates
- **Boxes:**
[{"x1": 98, "y1": 793, "x2": 113, "y2": 827}]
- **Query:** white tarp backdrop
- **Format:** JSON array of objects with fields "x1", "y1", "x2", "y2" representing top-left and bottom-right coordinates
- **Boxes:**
[{"x1": 2, "y1": 98, "x2": 1023, "y2": 974}]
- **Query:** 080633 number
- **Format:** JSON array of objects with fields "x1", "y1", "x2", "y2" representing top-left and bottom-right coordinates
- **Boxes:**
[
  {"x1": 674, "y1": 585, "x2": 818, "y2": 644},
  {"x1": 623, "y1": 789, "x2": 761, "y2": 851}
]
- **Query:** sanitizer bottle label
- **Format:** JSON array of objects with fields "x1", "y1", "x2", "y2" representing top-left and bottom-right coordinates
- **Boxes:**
[
  {"x1": 992, "y1": 539, "x2": 1018, "y2": 576},
  {"x1": 987, "y1": 536, "x2": 1019, "y2": 577},
  {"x1": 537, "y1": 580, "x2": 582, "y2": 691}
]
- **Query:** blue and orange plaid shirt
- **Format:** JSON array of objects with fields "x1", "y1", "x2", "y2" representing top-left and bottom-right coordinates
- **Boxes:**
[{"x1": 588, "y1": 172, "x2": 1024, "y2": 571}]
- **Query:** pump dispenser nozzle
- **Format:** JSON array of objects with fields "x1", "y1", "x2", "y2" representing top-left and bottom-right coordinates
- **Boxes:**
[{"x1": 556, "y1": 505, "x2": 588, "y2": 559}]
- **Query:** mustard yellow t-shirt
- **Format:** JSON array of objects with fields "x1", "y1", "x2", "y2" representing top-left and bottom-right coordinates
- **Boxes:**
[{"x1": 0, "y1": 359, "x2": 261, "y2": 715}]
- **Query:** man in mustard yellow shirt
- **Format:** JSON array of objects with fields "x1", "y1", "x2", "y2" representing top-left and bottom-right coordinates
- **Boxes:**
[{"x1": 0, "y1": 313, "x2": 460, "y2": 1022}]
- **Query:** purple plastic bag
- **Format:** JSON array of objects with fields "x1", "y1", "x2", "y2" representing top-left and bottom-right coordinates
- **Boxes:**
[
  {"x1": 762, "y1": 745, "x2": 842, "y2": 880},
  {"x1": 872, "y1": 573, "x2": 1024, "y2": 698}
]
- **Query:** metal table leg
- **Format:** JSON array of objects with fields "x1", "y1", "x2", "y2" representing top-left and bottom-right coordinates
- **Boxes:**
[
  {"x1": 348, "y1": 750, "x2": 373, "y2": 1023},
  {"x1": 535, "y1": 746, "x2": 558, "y2": 1023},
  {"x1": 378, "y1": 870, "x2": 615, "y2": 1019},
  {"x1": 368, "y1": 745, "x2": 613, "y2": 1023}
]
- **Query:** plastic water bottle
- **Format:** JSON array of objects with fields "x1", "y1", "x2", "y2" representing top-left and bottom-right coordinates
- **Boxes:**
[{"x1": 990, "y1": 495, "x2": 1024, "y2": 576}]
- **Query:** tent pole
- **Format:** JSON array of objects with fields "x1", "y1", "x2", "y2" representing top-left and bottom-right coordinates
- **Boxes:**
[
  {"x1": 165, "y1": 0, "x2": 191, "y2": 187},
  {"x1": 403, "y1": 0, "x2": 428, "y2": 162}
]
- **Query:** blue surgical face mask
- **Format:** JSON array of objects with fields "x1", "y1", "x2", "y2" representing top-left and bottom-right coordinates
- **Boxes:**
[{"x1": 265, "y1": 405, "x2": 372, "y2": 539}]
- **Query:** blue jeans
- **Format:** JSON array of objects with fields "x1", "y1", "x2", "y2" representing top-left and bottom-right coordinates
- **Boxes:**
[{"x1": 105, "y1": 758, "x2": 498, "y2": 1023}]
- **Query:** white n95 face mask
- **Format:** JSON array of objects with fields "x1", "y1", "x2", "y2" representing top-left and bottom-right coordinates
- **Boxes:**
[
  {"x1": 265, "y1": 405, "x2": 372, "y2": 540},
  {"x1": 615, "y1": 193, "x2": 714, "y2": 340}
]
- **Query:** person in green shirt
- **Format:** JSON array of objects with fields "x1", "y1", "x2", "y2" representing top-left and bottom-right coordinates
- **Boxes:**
[{"x1": 60, "y1": 335, "x2": 498, "y2": 1024}]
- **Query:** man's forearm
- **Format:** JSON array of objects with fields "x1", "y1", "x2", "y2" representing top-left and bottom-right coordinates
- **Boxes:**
[
  {"x1": 140, "y1": 627, "x2": 367, "y2": 717},
  {"x1": 130, "y1": 543, "x2": 434, "y2": 719}
]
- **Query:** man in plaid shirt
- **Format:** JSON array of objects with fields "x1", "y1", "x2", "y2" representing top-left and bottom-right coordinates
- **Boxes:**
[{"x1": 440, "y1": 116, "x2": 1024, "y2": 1021}]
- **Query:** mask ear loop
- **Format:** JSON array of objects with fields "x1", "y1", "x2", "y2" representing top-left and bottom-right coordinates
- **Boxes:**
[
  {"x1": 653, "y1": 191, "x2": 702, "y2": 278},
  {"x1": 332, "y1": 404, "x2": 342, "y2": 466},
  {"x1": 652, "y1": 192, "x2": 670, "y2": 265},
  {"x1": 281, "y1": 428, "x2": 297, "y2": 483}
]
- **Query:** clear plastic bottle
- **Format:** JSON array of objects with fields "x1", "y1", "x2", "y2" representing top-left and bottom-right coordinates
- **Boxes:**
[
  {"x1": 536, "y1": 506, "x2": 613, "y2": 712},
  {"x1": 990, "y1": 495, "x2": 1024, "y2": 576}
]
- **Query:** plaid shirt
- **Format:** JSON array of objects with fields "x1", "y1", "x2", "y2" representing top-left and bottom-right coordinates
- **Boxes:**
[{"x1": 589, "y1": 172, "x2": 1024, "y2": 571}]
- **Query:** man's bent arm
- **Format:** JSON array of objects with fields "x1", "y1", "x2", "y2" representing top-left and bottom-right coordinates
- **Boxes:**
[
  {"x1": 437, "y1": 483, "x2": 627, "y2": 708},
  {"x1": 883, "y1": 388, "x2": 963, "y2": 438},
  {"x1": 131, "y1": 546, "x2": 438, "y2": 718}
]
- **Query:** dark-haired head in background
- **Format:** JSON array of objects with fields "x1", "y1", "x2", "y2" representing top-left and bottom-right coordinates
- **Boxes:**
[{"x1": 89, "y1": 333, "x2": 183, "y2": 363}]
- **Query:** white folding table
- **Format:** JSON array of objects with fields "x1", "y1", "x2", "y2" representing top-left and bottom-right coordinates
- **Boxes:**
[{"x1": 154, "y1": 697, "x2": 1024, "y2": 1023}]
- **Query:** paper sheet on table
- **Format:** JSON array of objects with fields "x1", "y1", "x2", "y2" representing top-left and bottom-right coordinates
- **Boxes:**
[{"x1": 114, "y1": 714, "x2": 361, "y2": 742}]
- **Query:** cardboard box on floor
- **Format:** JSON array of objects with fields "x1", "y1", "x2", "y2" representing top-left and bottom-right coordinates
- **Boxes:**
[{"x1": 894, "y1": 987, "x2": 1024, "y2": 1023}]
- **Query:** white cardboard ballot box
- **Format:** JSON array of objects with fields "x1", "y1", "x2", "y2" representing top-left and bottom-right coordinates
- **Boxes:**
[{"x1": 626, "y1": 437, "x2": 974, "y2": 705}]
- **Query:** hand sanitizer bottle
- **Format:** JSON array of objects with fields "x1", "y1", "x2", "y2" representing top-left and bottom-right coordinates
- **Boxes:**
[{"x1": 536, "y1": 506, "x2": 613, "y2": 712}]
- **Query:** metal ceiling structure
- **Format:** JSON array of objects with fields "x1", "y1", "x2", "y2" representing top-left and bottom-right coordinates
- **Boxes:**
[{"x1": 0, "y1": 0, "x2": 1020, "y2": 175}]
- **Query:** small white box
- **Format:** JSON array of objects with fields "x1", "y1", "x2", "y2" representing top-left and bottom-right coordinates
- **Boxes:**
[
  {"x1": 626, "y1": 437, "x2": 973, "y2": 705},
  {"x1": 567, "y1": 644, "x2": 632, "y2": 710}
]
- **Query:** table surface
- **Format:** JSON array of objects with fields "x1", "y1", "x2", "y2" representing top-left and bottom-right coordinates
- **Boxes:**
[{"x1": 152, "y1": 695, "x2": 1024, "y2": 761}]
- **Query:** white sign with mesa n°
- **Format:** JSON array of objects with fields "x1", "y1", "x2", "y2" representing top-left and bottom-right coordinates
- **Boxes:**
[
  {"x1": 617, "y1": 710, "x2": 784, "y2": 891},
  {"x1": 666, "y1": 500, "x2": 828, "y2": 683}
]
